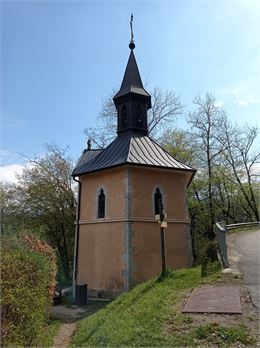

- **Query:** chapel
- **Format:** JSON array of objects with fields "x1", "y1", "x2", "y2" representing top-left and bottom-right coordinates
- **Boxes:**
[{"x1": 72, "y1": 22, "x2": 196, "y2": 298}]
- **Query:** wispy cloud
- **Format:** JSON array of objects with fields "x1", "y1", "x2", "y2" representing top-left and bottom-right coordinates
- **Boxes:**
[
  {"x1": 214, "y1": 100, "x2": 224, "y2": 107},
  {"x1": 237, "y1": 99, "x2": 248, "y2": 107},
  {"x1": 236, "y1": 94, "x2": 260, "y2": 107},
  {"x1": 0, "y1": 148, "x2": 25, "y2": 166},
  {"x1": 220, "y1": 86, "x2": 244, "y2": 96},
  {"x1": 0, "y1": 109, "x2": 27, "y2": 129},
  {"x1": 251, "y1": 162, "x2": 260, "y2": 176},
  {"x1": 0, "y1": 164, "x2": 25, "y2": 183},
  {"x1": 220, "y1": 84, "x2": 260, "y2": 108},
  {"x1": 225, "y1": 87, "x2": 242, "y2": 96}
]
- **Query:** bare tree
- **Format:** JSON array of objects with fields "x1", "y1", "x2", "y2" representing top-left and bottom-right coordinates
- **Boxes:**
[
  {"x1": 189, "y1": 94, "x2": 226, "y2": 226},
  {"x1": 219, "y1": 120, "x2": 260, "y2": 221},
  {"x1": 188, "y1": 93, "x2": 226, "y2": 260},
  {"x1": 160, "y1": 94, "x2": 259, "y2": 263},
  {"x1": 84, "y1": 86, "x2": 184, "y2": 148}
]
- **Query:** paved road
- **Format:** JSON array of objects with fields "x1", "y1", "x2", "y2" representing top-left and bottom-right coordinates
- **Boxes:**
[{"x1": 228, "y1": 229, "x2": 260, "y2": 308}]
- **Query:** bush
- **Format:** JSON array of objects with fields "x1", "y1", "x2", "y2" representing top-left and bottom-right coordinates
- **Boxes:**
[{"x1": 1, "y1": 238, "x2": 55, "y2": 347}]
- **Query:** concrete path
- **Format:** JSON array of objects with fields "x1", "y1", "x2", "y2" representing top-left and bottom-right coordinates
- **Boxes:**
[{"x1": 227, "y1": 228, "x2": 260, "y2": 308}]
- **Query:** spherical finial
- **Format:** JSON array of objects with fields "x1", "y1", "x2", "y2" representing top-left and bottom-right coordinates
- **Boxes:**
[{"x1": 129, "y1": 42, "x2": 135, "y2": 50}]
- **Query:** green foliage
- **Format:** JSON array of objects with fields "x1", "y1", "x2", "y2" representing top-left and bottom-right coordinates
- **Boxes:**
[
  {"x1": 39, "y1": 319, "x2": 61, "y2": 347},
  {"x1": 201, "y1": 259, "x2": 222, "y2": 277},
  {"x1": 1, "y1": 239, "x2": 54, "y2": 347},
  {"x1": 0, "y1": 144, "x2": 76, "y2": 283},
  {"x1": 156, "y1": 267, "x2": 173, "y2": 282}
]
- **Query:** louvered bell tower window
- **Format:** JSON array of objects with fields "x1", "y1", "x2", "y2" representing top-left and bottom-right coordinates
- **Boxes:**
[
  {"x1": 135, "y1": 104, "x2": 144, "y2": 127},
  {"x1": 98, "y1": 189, "x2": 105, "y2": 218},
  {"x1": 121, "y1": 105, "x2": 128, "y2": 129}
]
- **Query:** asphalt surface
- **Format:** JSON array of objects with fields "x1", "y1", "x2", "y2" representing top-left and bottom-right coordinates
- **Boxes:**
[{"x1": 230, "y1": 229, "x2": 260, "y2": 309}]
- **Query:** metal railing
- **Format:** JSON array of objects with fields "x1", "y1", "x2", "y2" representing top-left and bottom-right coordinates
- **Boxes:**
[
  {"x1": 226, "y1": 221, "x2": 259, "y2": 230},
  {"x1": 215, "y1": 221, "x2": 259, "y2": 268}
]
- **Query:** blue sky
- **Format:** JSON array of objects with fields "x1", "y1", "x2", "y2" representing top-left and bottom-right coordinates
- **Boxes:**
[{"x1": 1, "y1": 0, "x2": 259, "y2": 180}]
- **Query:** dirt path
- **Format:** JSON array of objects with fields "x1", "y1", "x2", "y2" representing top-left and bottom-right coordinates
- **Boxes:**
[
  {"x1": 52, "y1": 323, "x2": 76, "y2": 348},
  {"x1": 50, "y1": 300, "x2": 110, "y2": 347},
  {"x1": 50, "y1": 304, "x2": 89, "y2": 347}
]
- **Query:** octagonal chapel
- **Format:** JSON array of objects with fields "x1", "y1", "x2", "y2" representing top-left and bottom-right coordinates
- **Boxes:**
[{"x1": 72, "y1": 26, "x2": 196, "y2": 298}]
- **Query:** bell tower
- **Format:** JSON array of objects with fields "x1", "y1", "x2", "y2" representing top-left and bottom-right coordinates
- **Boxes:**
[{"x1": 113, "y1": 16, "x2": 151, "y2": 135}]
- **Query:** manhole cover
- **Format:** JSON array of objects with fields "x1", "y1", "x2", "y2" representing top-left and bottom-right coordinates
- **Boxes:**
[{"x1": 182, "y1": 285, "x2": 241, "y2": 314}]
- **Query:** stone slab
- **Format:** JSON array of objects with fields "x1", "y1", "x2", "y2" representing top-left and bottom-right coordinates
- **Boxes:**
[{"x1": 182, "y1": 285, "x2": 242, "y2": 314}]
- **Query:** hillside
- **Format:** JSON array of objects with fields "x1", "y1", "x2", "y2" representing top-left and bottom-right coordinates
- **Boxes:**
[{"x1": 71, "y1": 267, "x2": 258, "y2": 347}]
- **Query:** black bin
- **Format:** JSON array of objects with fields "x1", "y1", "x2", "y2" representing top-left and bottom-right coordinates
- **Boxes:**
[{"x1": 75, "y1": 284, "x2": 88, "y2": 306}]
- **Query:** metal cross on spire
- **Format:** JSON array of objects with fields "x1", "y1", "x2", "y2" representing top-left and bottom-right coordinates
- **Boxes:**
[{"x1": 129, "y1": 13, "x2": 135, "y2": 50}]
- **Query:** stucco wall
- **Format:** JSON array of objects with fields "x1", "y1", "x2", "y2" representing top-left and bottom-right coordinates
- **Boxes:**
[
  {"x1": 76, "y1": 165, "x2": 192, "y2": 296},
  {"x1": 80, "y1": 168, "x2": 126, "y2": 221},
  {"x1": 131, "y1": 222, "x2": 192, "y2": 284},
  {"x1": 130, "y1": 166, "x2": 189, "y2": 220},
  {"x1": 77, "y1": 168, "x2": 127, "y2": 296},
  {"x1": 77, "y1": 222, "x2": 126, "y2": 296},
  {"x1": 129, "y1": 167, "x2": 192, "y2": 286}
]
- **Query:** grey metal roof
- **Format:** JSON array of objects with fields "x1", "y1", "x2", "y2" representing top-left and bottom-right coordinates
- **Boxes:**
[
  {"x1": 74, "y1": 149, "x2": 102, "y2": 169},
  {"x1": 72, "y1": 132, "x2": 196, "y2": 186}
]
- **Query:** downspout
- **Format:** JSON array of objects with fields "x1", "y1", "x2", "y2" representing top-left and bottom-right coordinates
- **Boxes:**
[{"x1": 72, "y1": 176, "x2": 81, "y2": 298}]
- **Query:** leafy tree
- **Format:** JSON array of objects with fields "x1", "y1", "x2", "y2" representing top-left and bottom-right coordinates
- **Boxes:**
[
  {"x1": 0, "y1": 182, "x2": 24, "y2": 236},
  {"x1": 160, "y1": 128, "x2": 197, "y2": 165},
  {"x1": 14, "y1": 144, "x2": 76, "y2": 282}
]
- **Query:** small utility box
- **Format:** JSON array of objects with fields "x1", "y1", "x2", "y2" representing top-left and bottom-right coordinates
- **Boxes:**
[{"x1": 75, "y1": 284, "x2": 88, "y2": 306}]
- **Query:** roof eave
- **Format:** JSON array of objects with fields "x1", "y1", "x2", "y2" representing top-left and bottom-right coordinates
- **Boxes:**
[
  {"x1": 72, "y1": 162, "x2": 197, "y2": 181},
  {"x1": 186, "y1": 169, "x2": 197, "y2": 188}
]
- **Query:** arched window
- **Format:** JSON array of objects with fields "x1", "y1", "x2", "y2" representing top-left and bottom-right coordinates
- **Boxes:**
[
  {"x1": 154, "y1": 187, "x2": 163, "y2": 215},
  {"x1": 98, "y1": 189, "x2": 105, "y2": 218},
  {"x1": 121, "y1": 105, "x2": 128, "y2": 128}
]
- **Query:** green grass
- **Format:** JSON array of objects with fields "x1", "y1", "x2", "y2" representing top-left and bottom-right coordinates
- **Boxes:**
[
  {"x1": 39, "y1": 318, "x2": 61, "y2": 347},
  {"x1": 71, "y1": 267, "x2": 256, "y2": 347},
  {"x1": 194, "y1": 323, "x2": 256, "y2": 346}
]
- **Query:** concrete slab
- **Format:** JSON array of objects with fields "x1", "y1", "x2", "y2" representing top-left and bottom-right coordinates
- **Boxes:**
[{"x1": 182, "y1": 285, "x2": 242, "y2": 314}]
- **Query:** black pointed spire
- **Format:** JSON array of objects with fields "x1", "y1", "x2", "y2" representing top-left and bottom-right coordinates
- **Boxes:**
[
  {"x1": 113, "y1": 16, "x2": 152, "y2": 135},
  {"x1": 114, "y1": 51, "x2": 149, "y2": 99},
  {"x1": 114, "y1": 14, "x2": 150, "y2": 101}
]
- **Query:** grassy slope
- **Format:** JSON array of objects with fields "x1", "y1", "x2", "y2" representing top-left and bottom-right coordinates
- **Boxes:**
[{"x1": 71, "y1": 267, "x2": 256, "y2": 347}]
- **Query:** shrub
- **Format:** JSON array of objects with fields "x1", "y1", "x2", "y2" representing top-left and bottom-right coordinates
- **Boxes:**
[
  {"x1": 1, "y1": 238, "x2": 55, "y2": 347},
  {"x1": 23, "y1": 235, "x2": 57, "y2": 301}
]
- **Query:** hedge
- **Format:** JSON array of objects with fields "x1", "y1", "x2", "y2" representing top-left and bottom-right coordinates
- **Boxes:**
[{"x1": 1, "y1": 238, "x2": 56, "y2": 347}]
